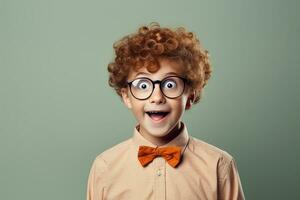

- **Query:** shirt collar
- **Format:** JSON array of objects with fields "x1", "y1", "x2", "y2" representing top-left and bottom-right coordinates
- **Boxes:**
[{"x1": 132, "y1": 121, "x2": 190, "y2": 150}]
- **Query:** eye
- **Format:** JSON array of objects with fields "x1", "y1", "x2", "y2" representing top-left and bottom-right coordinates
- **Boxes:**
[
  {"x1": 132, "y1": 79, "x2": 151, "y2": 90},
  {"x1": 139, "y1": 82, "x2": 150, "y2": 90},
  {"x1": 163, "y1": 79, "x2": 177, "y2": 89}
]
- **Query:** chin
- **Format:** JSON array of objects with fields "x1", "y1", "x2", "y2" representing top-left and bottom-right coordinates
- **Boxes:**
[{"x1": 145, "y1": 125, "x2": 172, "y2": 137}]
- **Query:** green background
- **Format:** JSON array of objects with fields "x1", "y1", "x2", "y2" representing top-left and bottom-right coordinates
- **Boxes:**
[{"x1": 1, "y1": 0, "x2": 299, "y2": 199}]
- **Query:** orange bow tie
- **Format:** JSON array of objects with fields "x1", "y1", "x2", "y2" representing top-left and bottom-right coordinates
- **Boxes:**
[{"x1": 138, "y1": 145, "x2": 182, "y2": 168}]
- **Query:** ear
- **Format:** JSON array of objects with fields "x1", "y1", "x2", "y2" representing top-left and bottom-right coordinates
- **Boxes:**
[
  {"x1": 185, "y1": 90, "x2": 196, "y2": 110},
  {"x1": 121, "y1": 88, "x2": 132, "y2": 109}
]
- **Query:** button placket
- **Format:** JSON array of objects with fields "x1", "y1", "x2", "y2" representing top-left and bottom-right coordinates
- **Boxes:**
[
  {"x1": 154, "y1": 157, "x2": 166, "y2": 200},
  {"x1": 157, "y1": 168, "x2": 162, "y2": 176}
]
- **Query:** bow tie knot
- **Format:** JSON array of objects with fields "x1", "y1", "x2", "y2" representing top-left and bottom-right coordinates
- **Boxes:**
[{"x1": 138, "y1": 145, "x2": 182, "y2": 168}]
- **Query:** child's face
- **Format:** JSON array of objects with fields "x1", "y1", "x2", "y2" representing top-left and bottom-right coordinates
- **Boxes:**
[{"x1": 121, "y1": 58, "x2": 195, "y2": 144}]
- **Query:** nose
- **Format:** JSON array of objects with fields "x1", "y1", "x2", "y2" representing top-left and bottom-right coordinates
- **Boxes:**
[{"x1": 149, "y1": 83, "x2": 166, "y2": 104}]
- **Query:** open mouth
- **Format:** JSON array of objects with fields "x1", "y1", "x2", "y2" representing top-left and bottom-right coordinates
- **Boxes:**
[{"x1": 145, "y1": 111, "x2": 170, "y2": 122}]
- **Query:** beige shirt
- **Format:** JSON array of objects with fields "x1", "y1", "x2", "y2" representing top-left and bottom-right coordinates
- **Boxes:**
[{"x1": 86, "y1": 121, "x2": 245, "y2": 200}]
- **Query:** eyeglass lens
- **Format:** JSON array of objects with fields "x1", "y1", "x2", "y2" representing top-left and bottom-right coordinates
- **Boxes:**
[{"x1": 130, "y1": 77, "x2": 184, "y2": 99}]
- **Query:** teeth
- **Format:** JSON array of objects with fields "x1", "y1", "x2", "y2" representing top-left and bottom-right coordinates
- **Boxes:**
[
  {"x1": 149, "y1": 111, "x2": 162, "y2": 113},
  {"x1": 146, "y1": 111, "x2": 169, "y2": 114}
]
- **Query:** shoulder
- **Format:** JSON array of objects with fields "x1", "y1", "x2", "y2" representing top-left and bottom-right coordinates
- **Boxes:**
[
  {"x1": 91, "y1": 138, "x2": 132, "y2": 168},
  {"x1": 188, "y1": 136, "x2": 235, "y2": 178},
  {"x1": 189, "y1": 136, "x2": 233, "y2": 161}
]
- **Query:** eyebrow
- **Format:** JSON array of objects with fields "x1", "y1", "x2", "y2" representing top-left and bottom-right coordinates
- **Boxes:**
[{"x1": 135, "y1": 72, "x2": 179, "y2": 78}]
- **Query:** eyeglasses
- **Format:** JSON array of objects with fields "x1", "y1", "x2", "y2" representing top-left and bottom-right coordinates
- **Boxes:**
[{"x1": 126, "y1": 75, "x2": 187, "y2": 100}]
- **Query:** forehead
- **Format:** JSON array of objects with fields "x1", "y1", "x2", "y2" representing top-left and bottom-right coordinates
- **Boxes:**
[{"x1": 128, "y1": 58, "x2": 184, "y2": 80}]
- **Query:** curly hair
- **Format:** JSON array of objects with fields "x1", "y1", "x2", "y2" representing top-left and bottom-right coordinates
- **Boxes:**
[{"x1": 107, "y1": 22, "x2": 212, "y2": 105}]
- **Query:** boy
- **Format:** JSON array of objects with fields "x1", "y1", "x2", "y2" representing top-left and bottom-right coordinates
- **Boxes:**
[{"x1": 86, "y1": 22, "x2": 245, "y2": 200}]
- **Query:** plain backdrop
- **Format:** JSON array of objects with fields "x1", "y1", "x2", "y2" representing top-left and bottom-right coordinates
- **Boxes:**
[{"x1": 0, "y1": 0, "x2": 299, "y2": 199}]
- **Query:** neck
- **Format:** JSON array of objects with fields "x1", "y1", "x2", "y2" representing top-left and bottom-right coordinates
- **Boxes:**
[{"x1": 138, "y1": 122, "x2": 183, "y2": 146}]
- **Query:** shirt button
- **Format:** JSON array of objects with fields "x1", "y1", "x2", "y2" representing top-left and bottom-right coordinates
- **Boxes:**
[{"x1": 157, "y1": 169, "x2": 162, "y2": 176}]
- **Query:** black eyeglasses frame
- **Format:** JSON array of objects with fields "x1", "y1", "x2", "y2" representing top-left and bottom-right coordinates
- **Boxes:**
[{"x1": 126, "y1": 75, "x2": 187, "y2": 100}]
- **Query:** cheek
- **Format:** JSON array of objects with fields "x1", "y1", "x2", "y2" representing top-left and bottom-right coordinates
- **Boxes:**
[
  {"x1": 130, "y1": 100, "x2": 144, "y2": 116},
  {"x1": 171, "y1": 97, "x2": 188, "y2": 112},
  {"x1": 169, "y1": 100, "x2": 183, "y2": 112},
  {"x1": 133, "y1": 108, "x2": 144, "y2": 117}
]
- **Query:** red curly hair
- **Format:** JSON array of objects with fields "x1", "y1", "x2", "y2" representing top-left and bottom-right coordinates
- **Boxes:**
[{"x1": 107, "y1": 22, "x2": 212, "y2": 105}]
